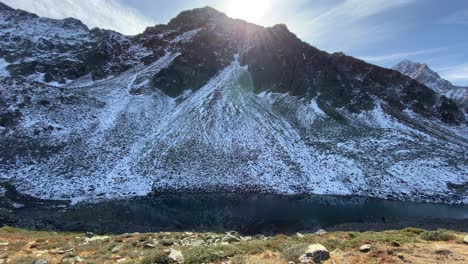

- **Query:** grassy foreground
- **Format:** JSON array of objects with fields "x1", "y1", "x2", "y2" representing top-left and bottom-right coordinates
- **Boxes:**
[{"x1": 0, "y1": 226, "x2": 466, "y2": 263}]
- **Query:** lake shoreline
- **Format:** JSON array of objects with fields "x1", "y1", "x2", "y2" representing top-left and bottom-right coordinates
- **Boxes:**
[{"x1": 1, "y1": 189, "x2": 467, "y2": 235}]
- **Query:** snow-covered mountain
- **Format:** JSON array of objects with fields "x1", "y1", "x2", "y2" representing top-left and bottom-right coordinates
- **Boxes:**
[
  {"x1": 0, "y1": 3, "x2": 467, "y2": 204},
  {"x1": 393, "y1": 60, "x2": 467, "y2": 108}
]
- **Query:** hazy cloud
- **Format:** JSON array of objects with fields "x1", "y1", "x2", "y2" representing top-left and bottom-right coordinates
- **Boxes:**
[{"x1": 2, "y1": 0, "x2": 156, "y2": 35}]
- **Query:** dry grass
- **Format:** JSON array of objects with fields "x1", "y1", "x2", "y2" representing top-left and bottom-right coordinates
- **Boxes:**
[{"x1": 0, "y1": 227, "x2": 466, "y2": 264}]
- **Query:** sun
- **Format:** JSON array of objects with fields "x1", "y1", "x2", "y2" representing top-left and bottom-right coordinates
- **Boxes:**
[{"x1": 226, "y1": 0, "x2": 271, "y2": 24}]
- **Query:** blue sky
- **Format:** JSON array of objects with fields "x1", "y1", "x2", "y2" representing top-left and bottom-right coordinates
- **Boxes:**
[{"x1": 3, "y1": 0, "x2": 468, "y2": 85}]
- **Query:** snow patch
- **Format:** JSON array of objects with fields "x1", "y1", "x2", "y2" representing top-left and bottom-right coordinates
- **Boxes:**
[
  {"x1": 0, "y1": 58, "x2": 9, "y2": 77},
  {"x1": 170, "y1": 28, "x2": 203, "y2": 43}
]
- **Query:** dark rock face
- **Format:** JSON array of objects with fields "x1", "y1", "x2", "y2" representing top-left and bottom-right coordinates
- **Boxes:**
[
  {"x1": 0, "y1": 6, "x2": 150, "y2": 84},
  {"x1": 0, "y1": 4, "x2": 462, "y2": 124},
  {"x1": 147, "y1": 8, "x2": 463, "y2": 124}
]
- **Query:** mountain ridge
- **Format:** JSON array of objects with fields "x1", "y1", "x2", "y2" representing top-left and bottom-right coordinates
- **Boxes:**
[{"x1": 0, "y1": 3, "x2": 467, "y2": 204}]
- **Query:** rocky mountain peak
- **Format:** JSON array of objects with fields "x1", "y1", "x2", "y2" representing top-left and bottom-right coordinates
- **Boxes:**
[
  {"x1": 61, "y1": 17, "x2": 89, "y2": 31},
  {"x1": 167, "y1": 6, "x2": 229, "y2": 30},
  {"x1": 393, "y1": 60, "x2": 467, "y2": 107},
  {"x1": 394, "y1": 60, "x2": 436, "y2": 78}
]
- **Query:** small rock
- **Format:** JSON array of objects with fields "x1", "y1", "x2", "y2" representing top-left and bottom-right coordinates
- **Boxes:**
[
  {"x1": 463, "y1": 235, "x2": 468, "y2": 244},
  {"x1": 390, "y1": 241, "x2": 400, "y2": 247},
  {"x1": 315, "y1": 229, "x2": 327, "y2": 235},
  {"x1": 299, "y1": 244, "x2": 330, "y2": 263},
  {"x1": 168, "y1": 248, "x2": 184, "y2": 263},
  {"x1": 180, "y1": 238, "x2": 205, "y2": 246},
  {"x1": 33, "y1": 260, "x2": 48, "y2": 264},
  {"x1": 143, "y1": 243, "x2": 156, "y2": 249},
  {"x1": 359, "y1": 244, "x2": 371, "y2": 253},
  {"x1": 61, "y1": 256, "x2": 84, "y2": 264},
  {"x1": 159, "y1": 239, "x2": 175, "y2": 246},
  {"x1": 222, "y1": 234, "x2": 241, "y2": 243},
  {"x1": 191, "y1": 239, "x2": 205, "y2": 246},
  {"x1": 83, "y1": 235, "x2": 110, "y2": 245},
  {"x1": 254, "y1": 234, "x2": 266, "y2": 240},
  {"x1": 296, "y1": 232, "x2": 305, "y2": 238},
  {"x1": 241, "y1": 236, "x2": 252, "y2": 241},
  {"x1": 110, "y1": 245, "x2": 120, "y2": 253},
  {"x1": 56, "y1": 249, "x2": 74, "y2": 254},
  {"x1": 0, "y1": 243, "x2": 8, "y2": 246},
  {"x1": 435, "y1": 249, "x2": 452, "y2": 255},
  {"x1": 226, "y1": 231, "x2": 240, "y2": 237},
  {"x1": 116, "y1": 258, "x2": 127, "y2": 263}
]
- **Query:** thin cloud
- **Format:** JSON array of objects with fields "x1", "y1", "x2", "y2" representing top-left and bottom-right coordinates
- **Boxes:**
[
  {"x1": 359, "y1": 48, "x2": 445, "y2": 64},
  {"x1": 441, "y1": 9, "x2": 468, "y2": 25},
  {"x1": 302, "y1": 0, "x2": 416, "y2": 52},
  {"x1": 2, "y1": 0, "x2": 156, "y2": 35},
  {"x1": 437, "y1": 63, "x2": 468, "y2": 85}
]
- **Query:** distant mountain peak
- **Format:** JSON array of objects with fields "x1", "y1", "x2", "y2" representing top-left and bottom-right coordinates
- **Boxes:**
[
  {"x1": 393, "y1": 60, "x2": 467, "y2": 106},
  {"x1": 395, "y1": 60, "x2": 434, "y2": 76},
  {"x1": 394, "y1": 60, "x2": 449, "y2": 93}
]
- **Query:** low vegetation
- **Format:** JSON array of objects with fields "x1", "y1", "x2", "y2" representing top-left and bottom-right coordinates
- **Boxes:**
[{"x1": 0, "y1": 226, "x2": 466, "y2": 263}]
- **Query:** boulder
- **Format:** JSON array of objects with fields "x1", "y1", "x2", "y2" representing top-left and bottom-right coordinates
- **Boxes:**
[
  {"x1": 298, "y1": 244, "x2": 330, "y2": 263},
  {"x1": 359, "y1": 244, "x2": 371, "y2": 252},
  {"x1": 463, "y1": 235, "x2": 468, "y2": 244},
  {"x1": 168, "y1": 248, "x2": 184, "y2": 263},
  {"x1": 315, "y1": 229, "x2": 327, "y2": 235},
  {"x1": 33, "y1": 260, "x2": 48, "y2": 264}
]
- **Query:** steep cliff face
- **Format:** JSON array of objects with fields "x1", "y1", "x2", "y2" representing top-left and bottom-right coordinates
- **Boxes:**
[{"x1": 0, "y1": 4, "x2": 467, "y2": 204}]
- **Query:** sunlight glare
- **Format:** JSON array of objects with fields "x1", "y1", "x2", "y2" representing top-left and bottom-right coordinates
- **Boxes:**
[{"x1": 226, "y1": 0, "x2": 271, "y2": 24}]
